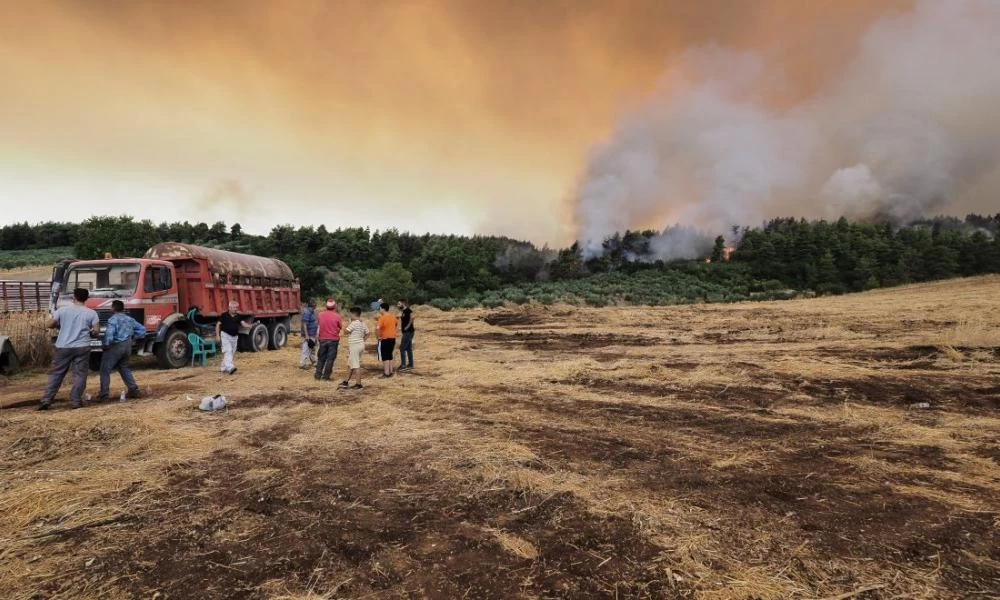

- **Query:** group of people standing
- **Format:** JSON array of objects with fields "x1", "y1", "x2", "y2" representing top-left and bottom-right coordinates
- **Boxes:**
[
  {"x1": 298, "y1": 299, "x2": 415, "y2": 389},
  {"x1": 36, "y1": 290, "x2": 416, "y2": 410},
  {"x1": 38, "y1": 287, "x2": 145, "y2": 410}
]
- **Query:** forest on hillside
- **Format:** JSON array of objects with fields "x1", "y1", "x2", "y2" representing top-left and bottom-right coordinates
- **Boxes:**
[{"x1": 1, "y1": 214, "x2": 999, "y2": 308}]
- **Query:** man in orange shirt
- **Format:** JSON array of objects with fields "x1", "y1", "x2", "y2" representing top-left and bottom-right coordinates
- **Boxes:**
[{"x1": 375, "y1": 302, "x2": 398, "y2": 378}]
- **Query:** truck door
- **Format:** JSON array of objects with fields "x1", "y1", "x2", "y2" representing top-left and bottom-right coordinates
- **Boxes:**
[
  {"x1": 49, "y1": 259, "x2": 72, "y2": 313},
  {"x1": 142, "y1": 265, "x2": 178, "y2": 331}
]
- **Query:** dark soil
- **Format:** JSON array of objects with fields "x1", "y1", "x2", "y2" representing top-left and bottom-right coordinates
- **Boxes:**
[
  {"x1": 793, "y1": 376, "x2": 1000, "y2": 411},
  {"x1": 483, "y1": 311, "x2": 550, "y2": 328},
  {"x1": 456, "y1": 331, "x2": 658, "y2": 352},
  {"x1": 433, "y1": 386, "x2": 998, "y2": 596},
  {"x1": 231, "y1": 391, "x2": 365, "y2": 409},
  {"x1": 553, "y1": 375, "x2": 787, "y2": 408},
  {"x1": 812, "y1": 344, "x2": 999, "y2": 369},
  {"x1": 78, "y1": 431, "x2": 683, "y2": 599},
  {"x1": 551, "y1": 370, "x2": 999, "y2": 413}
]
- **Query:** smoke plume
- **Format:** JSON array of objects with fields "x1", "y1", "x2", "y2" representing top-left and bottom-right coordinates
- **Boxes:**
[{"x1": 573, "y1": 0, "x2": 1000, "y2": 259}]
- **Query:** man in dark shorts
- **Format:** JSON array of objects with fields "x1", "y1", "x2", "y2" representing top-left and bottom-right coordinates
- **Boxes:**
[
  {"x1": 397, "y1": 299, "x2": 415, "y2": 371},
  {"x1": 376, "y1": 302, "x2": 397, "y2": 378}
]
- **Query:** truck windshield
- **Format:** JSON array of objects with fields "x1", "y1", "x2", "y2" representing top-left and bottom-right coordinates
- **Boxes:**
[{"x1": 63, "y1": 263, "x2": 141, "y2": 298}]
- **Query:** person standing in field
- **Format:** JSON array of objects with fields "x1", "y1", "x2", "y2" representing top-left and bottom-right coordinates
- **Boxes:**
[
  {"x1": 315, "y1": 298, "x2": 342, "y2": 381},
  {"x1": 97, "y1": 300, "x2": 145, "y2": 402},
  {"x1": 299, "y1": 298, "x2": 318, "y2": 369},
  {"x1": 216, "y1": 300, "x2": 253, "y2": 375},
  {"x1": 376, "y1": 302, "x2": 397, "y2": 378},
  {"x1": 397, "y1": 299, "x2": 415, "y2": 372},
  {"x1": 39, "y1": 287, "x2": 99, "y2": 410},
  {"x1": 339, "y1": 306, "x2": 369, "y2": 389}
]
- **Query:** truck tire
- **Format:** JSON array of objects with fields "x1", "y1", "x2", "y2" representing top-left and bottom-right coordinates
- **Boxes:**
[
  {"x1": 89, "y1": 352, "x2": 103, "y2": 372},
  {"x1": 248, "y1": 322, "x2": 269, "y2": 352},
  {"x1": 156, "y1": 328, "x2": 191, "y2": 369},
  {"x1": 267, "y1": 321, "x2": 289, "y2": 350},
  {"x1": 0, "y1": 340, "x2": 17, "y2": 375}
]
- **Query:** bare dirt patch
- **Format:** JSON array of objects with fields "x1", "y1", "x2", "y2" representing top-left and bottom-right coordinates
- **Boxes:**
[
  {"x1": 229, "y1": 391, "x2": 364, "y2": 410},
  {"x1": 553, "y1": 375, "x2": 787, "y2": 408},
  {"x1": 442, "y1": 386, "x2": 996, "y2": 595},
  {"x1": 482, "y1": 311, "x2": 550, "y2": 328},
  {"x1": 793, "y1": 376, "x2": 1000, "y2": 411},
  {"x1": 814, "y1": 344, "x2": 999, "y2": 368},
  {"x1": 457, "y1": 331, "x2": 658, "y2": 352},
  {"x1": 79, "y1": 439, "x2": 679, "y2": 599}
]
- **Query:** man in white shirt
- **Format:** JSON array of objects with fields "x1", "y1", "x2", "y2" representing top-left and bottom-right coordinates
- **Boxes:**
[{"x1": 339, "y1": 306, "x2": 370, "y2": 390}]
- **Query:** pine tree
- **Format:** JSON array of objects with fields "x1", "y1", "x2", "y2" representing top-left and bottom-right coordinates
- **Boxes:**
[{"x1": 710, "y1": 236, "x2": 726, "y2": 263}]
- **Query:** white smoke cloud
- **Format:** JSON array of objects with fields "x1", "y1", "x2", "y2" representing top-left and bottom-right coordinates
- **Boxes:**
[
  {"x1": 647, "y1": 225, "x2": 713, "y2": 262},
  {"x1": 820, "y1": 164, "x2": 883, "y2": 221},
  {"x1": 574, "y1": 0, "x2": 1000, "y2": 259}
]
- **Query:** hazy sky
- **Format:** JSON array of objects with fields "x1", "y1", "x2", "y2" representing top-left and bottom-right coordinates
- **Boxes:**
[{"x1": 0, "y1": 0, "x2": 911, "y2": 243}]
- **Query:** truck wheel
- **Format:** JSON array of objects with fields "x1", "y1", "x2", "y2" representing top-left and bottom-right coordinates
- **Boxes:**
[
  {"x1": 156, "y1": 328, "x2": 191, "y2": 369},
  {"x1": 248, "y1": 322, "x2": 269, "y2": 352},
  {"x1": 0, "y1": 341, "x2": 17, "y2": 375},
  {"x1": 89, "y1": 352, "x2": 102, "y2": 372},
  {"x1": 267, "y1": 321, "x2": 289, "y2": 350}
]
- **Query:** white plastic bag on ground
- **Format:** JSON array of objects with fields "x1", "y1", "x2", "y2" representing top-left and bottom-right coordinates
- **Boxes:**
[{"x1": 195, "y1": 394, "x2": 227, "y2": 411}]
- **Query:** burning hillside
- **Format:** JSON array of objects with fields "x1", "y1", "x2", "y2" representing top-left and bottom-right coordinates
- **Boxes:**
[{"x1": 574, "y1": 0, "x2": 1000, "y2": 260}]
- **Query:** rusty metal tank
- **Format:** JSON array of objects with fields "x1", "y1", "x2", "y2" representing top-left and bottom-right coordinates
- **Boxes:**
[{"x1": 144, "y1": 243, "x2": 296, "y2": 280}]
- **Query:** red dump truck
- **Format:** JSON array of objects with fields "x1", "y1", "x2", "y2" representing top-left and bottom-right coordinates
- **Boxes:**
[{"x1": 52, "y1": 243, "x2": 301, "y2": 369}]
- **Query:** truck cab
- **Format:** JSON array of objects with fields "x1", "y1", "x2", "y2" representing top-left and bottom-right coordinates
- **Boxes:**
[{"x1": 55, "y1": 258, "x2": 181, "y2": 367}]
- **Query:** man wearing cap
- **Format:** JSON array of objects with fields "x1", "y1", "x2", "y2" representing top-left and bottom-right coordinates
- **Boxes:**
[
  {"x1": 299, "y1": 299, "x2": 318, "y2": 369},
  {"x1": 314, "y1": 298, "x2": 342, "y2": 381}
]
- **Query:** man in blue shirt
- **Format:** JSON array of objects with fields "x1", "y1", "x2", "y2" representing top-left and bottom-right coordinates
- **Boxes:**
[
  {"x1": 299, "y1": 299, "x2": 318, "y2": 369},
  {"x1": 97, "y1": 300, "x2": 146, "y2": 402}
]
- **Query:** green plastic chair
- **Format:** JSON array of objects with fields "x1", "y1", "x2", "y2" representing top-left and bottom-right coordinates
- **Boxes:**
[{"x1": 187, "y1": 332, "x2": 218, "y2": 367}]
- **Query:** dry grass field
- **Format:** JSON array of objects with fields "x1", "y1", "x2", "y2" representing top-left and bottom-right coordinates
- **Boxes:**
[
  {"x1": 1, "y1": 276, "x2": 998, "y2": 599},
  {"x1": 0, "y1": 266, "x2": 53, "y2": 282}
]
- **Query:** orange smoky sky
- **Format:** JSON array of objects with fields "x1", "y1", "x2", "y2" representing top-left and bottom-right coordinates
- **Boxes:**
[{"x1": 0, "y1": 0, "x2": 910, "y2": 244}]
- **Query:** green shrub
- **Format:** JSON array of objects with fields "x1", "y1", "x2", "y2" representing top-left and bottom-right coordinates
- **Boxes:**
[
  {"x1": 458, "y1": 296, "x2": 480, "y2": 309},
  {"x1": 429, "y1": 297, "x2": 457, "y2": 311},
  {"x1": 365, "y1": 262, "x2": 417, "y2": 304},
  {"x1": 481, "y1": 293, "x2": 504, "y2": 308}
]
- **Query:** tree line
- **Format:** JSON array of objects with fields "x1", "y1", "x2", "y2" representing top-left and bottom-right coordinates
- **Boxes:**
[
  {"x1": 1, "y1": 214, "x2": 998, "y2": 306},
  {"x1": 732, "y1": 216, "x2": 1000, "y2": 294}
]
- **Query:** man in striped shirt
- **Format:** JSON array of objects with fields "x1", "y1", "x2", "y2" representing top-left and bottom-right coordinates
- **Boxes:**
[
  {"x1": 97, "y1": 300, "x2": 146, "y2": 402},
  {"x1": 339, "y1": 306, "x2": 369, "y2": 389}
]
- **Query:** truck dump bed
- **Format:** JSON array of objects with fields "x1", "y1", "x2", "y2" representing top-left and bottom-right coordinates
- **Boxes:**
[{"x1": 144, "y1": 243, "x2": 299, "y2": 319}]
